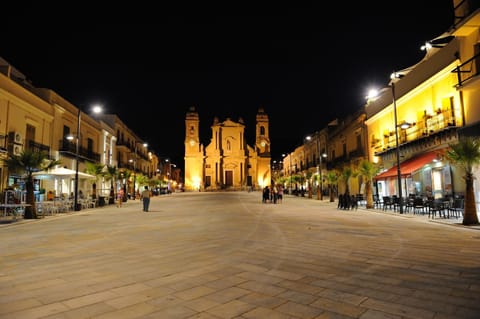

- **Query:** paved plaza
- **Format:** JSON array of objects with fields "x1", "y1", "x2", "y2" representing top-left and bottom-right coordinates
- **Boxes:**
[{"x1": 1, "y1": 192, "x2": 480, "y2": 319}]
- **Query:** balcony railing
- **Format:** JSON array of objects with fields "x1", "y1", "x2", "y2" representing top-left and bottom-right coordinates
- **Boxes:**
[
  {"x1": 452, "y1": 52, "x2": 480, "y2": 88},
  {"x1": 373, "y1": 108, "x2": 459, "y2": 154},
  {"x1": 58, "y1": 139, "x2": 101, "y2": 162},
  {"x1": 25, "y1": 140, "x2": 51, "y2": 158}
]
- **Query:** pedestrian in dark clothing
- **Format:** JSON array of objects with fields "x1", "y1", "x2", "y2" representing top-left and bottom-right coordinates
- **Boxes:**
[
  {"x1": 262, "y1": 186, "x2": 270, "y2": 203},
  {"x1": 141, "y1": 186, "x2": 151, "y2": 212}
]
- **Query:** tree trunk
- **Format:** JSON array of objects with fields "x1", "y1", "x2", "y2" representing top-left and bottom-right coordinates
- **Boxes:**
[
  {"x1": 24, "y1": 176, "x2": 37, "y2": 219},
  {"x1": 365, "y1": 181, "x2": 374, "y2": 209},
  {"x1": 463, "y1": 174, "x2": 479, "y2": 225},
  {"x1": 329, "y1": 185, "x2": 335, "y2": 202},
  {"x1": 92, "y1": 183, "x2": 97, "y2": 200}
]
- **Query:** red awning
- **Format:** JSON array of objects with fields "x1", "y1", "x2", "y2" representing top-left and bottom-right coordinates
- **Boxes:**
[{"x1": 375, "y1": 151, "x2": 441, "y2": 180}]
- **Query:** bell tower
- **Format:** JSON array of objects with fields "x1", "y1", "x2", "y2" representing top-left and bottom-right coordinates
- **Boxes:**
[
  {"x1": 255, "y1": 106, "x2": 271, "y2": 188},
  {"x1": 255, "y1": 106, "x2": 270, "y2": 155},
  {"x1": 184, "y1": 106, "x2": 203, "y2": 191}
]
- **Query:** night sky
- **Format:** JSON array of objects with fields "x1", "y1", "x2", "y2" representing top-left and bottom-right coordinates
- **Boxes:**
[{"x1": 1, "y1": 2, "x2": 454, "y2": 166}]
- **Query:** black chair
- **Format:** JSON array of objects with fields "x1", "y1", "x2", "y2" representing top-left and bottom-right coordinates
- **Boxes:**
[
  {"x1": 405, "y1": 195, "x2": 416, "y2": 213},
  {"x1": 448, "y1": 198, "x2": 464, "y2": 218},
  {"x1": 392, "y1": 195, "x2": 404, "y2": 212},
  {"x1": 356, "y1": 194, "x2": 365, "y2": 207},
  {"x1": 428, "y1": 199, "x2": 446, "y2": 218},
  {"x1": 413, "y1": 197, "x2": 427, "y2": 215},
  {"x1": 373, "y1": 194, "x2": 382, "y2": 209},
  {"x1": 382, "y1": 196, "x2": 394, "y2": 211}
]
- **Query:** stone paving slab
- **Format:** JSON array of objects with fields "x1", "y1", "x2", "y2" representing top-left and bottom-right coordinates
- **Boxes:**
[{"x1": 1, "y1": 192, "x2": 480, "y2": 319}]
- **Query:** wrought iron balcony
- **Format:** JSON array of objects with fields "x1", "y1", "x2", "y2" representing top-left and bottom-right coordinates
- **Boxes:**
[
  {"x1": 58, "y1": 139, "x2": 101, "y2": 162},
  {"x1": 452, "y1": 51, "x2": 480, "y2": 88}
]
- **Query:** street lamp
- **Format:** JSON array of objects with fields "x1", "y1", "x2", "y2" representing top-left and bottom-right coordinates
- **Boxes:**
[
  {"x1": 282, "y1": 153, "x2": 292, "y2": 194},
  {"x1": 131, "y1": 142, "x2": 148, "y2": 200},
  {"x1": 165, "y1": 159, "x2": 176, "y2": 193},
  {"x1": 318, "y1": 152, "x2": 327, "y2": 200},
  {"x1": 67, "y1": 104, "x2": 102, "y2": 211},
  {"x1": 367, "y1": 74, "x2": 411, "y2": 214},
  {"x1": 391, "y1": 72, "x2": 404, "y2": 214},
  {"x1": 306, "y1": 134, "x2": 327, "y2": 200}
]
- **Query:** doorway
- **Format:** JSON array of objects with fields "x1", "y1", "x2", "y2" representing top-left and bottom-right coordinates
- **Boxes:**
[{"x1": 225, "y1": 171, "x2": 233, "y2": 187}]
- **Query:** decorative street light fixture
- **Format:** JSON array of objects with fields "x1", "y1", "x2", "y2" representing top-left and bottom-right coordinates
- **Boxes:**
[
  {"x1": 367, "y1": 73, "x2": 410, "y2": 214},
  {"x1": 282, "y1": 153, "x2": 293, "y2": 195},
  {"x1": 67, "y1": 104, "x2": 102, "y2": 211},
  {"x1": 306, "y1": 133, "x2": 327, "y2": 200},
  {"x1": 165, "y1": 159, "x2": 176, "y2": 193},
  {"x1": 391, "y1": 72, "x2": 405, "y2": 214}
]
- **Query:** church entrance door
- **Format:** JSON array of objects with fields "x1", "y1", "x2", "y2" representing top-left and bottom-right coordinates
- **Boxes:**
[{"x1": 225, "y1": 171, "x2": 233, "y2": 187}]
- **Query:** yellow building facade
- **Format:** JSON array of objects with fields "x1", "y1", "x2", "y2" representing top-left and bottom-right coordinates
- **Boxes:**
[
  {"x1": 366, "y1": 2, "x2": 480, "y2": 200},
  {"x1": 0, "y1": 57, "x2": 160, "y2": 202},
  {"x1": 184, "y1": 106, "x2": 271, "y2": 191}
]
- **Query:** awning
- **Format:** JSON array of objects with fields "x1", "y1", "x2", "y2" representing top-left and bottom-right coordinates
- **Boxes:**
[
  {"x1": 375, "y1": 151, "x2": 441, "y2": 180},
  {"x1": 33, "y1": 167, "x2": 96, "y2": 180}
]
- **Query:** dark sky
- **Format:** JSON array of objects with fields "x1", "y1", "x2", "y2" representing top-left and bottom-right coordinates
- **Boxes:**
[{"x1": 1, "y1": 2, "x2": 454, "y2": 166}]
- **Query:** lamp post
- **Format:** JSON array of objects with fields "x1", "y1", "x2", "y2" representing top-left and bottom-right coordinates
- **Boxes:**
[
  {"x1": 131, "y1": 142, "x2": 148, "y2": 200},
  {"x1": 73, "y1": 109, "x2": 81, "y2": 211},
  {"x1": 319, "y1": 151, "x2": 326, "y2": 200},
  {"x1": 306, "y1": 134, "x2": 327, "y2": 200},
  {"x1": 282, "y1": 153, "x2": 293, "y2": 194},
  {"x1": 165, "y1": 159, "x2": 176, "y2": 193},
  {"x1": 367, "y1": 74, "x2": 409, "y2": 214},
  {"x1": 391, "y1": 73, "x2": 404, "y2": 214},
  {"x1": 69, "y1": 104, "x2": 102, "y2": 211}
]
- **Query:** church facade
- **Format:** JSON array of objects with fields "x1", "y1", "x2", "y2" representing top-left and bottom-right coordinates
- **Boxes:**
[{"x1": 184, "y1": 106, "x2": 271, "y2": 191}]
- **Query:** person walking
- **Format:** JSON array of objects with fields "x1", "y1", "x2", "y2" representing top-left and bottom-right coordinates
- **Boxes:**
[
  {"x1": 117, "y1": 188, "x2": 124, "y2": 207},
  {"x1": 141, "y1": 186, "x2": 151, "y2": 212},
  {"x1": 277, "y1": 185, "x2": 283, "y2": 203},
  {"x1": 262, "y1": 186, "x2": 270, "y2": 203}
]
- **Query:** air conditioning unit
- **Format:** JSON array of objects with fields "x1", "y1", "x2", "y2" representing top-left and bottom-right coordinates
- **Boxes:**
[
  {"x1": 8, "y1": 131, "x2": 23, "y2": 145},
  {"x1": 8, "y1": 144, "x2": 23, "y2": 156}
]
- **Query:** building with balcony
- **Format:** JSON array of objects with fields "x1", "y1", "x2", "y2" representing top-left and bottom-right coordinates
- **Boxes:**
[
  {"x1": 0, "y1": 56, "x2": 161, "y2": 202},
  {"x1": 365, "y1": 1, "x2": 480, "y2": 200},
  {"x1": 97, "y1": 114, "x2": 158, "y2": 196}
]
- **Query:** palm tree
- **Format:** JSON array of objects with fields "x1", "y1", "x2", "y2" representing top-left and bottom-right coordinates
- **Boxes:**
[
  {"x1": 103, "y1": 165, "x2": 119, "y2": 205},
  {"x1": 136, "y1": 174, "x2": 149, "y2": 190},
  {"x1": 5, "y1": 149, "x2": 61, "y2": 219},
  {"x1": 313, "y1": 174, "x2": 321, "y2": 200},
  {"x1": 292, "y1": 174, "x2": 302, "y2": 195},
  {"x1": 85, "y1": 162, "x2": 104, "y2": 199},
  {"x1": 340, "y1": 166, "x2": 353, "y2": 196},
  {"x1": 305, "y1": 171, "x2": 313, "y2": 198},
  {"x1": 446, "y1": 136, "x2": 480, "y2": 225},
  {"x1": 357, "y1": 159, "x2": 380, "y2": 209},
  {"x1": 326, "y1": 171, "x2": 338, "y2": 202}
]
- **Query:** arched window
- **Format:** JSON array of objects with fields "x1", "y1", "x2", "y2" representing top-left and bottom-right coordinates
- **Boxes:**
[
  {"x1": 260, "y1": 126, "x2": 265, "y2": 135},
  {"x1": 227, "y1": 140, "x2": 231, "y2": 150}
]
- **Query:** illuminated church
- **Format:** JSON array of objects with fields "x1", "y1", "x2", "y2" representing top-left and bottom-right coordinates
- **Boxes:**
[{"x1": 184, "y1": 106, "x2": 271, "y2": 191}]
